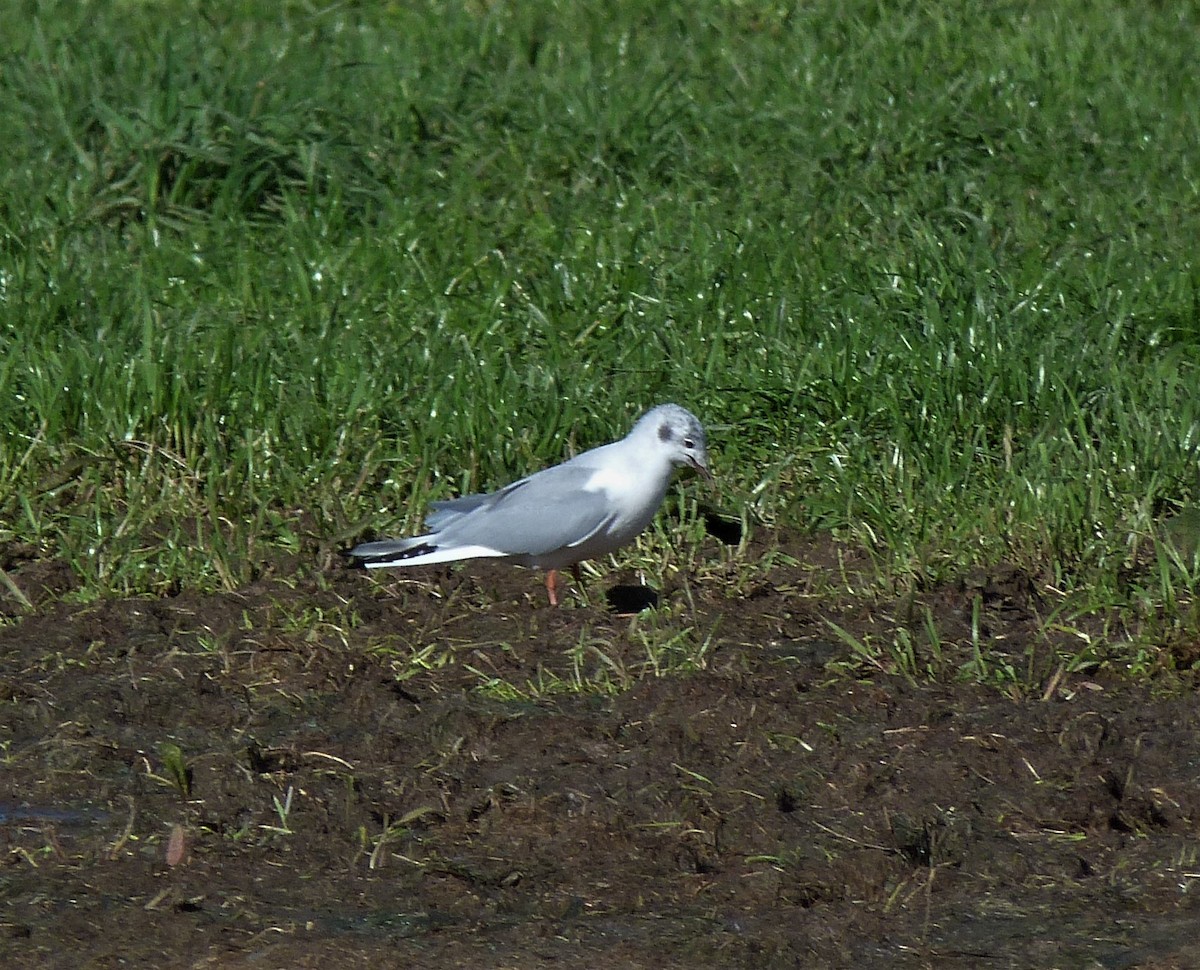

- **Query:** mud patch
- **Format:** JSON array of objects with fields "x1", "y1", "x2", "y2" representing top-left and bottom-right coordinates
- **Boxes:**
[{"x1": 2, "y1": 539, "x2": 1199, "y2": 968}]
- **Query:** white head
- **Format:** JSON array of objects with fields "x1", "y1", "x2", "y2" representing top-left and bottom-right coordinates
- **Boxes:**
[{"x1": 630, "y1": 404, "x2": 711, "y2": 479}]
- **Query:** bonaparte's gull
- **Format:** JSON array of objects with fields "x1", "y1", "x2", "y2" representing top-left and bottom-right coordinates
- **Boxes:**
[{"x1": 350, "y1": 404, "x2": 710, "y2": 604}]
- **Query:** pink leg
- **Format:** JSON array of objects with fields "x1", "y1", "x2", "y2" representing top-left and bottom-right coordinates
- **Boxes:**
[{"x1": 545, "y1": 565, "x2": 584, "y2": 606}]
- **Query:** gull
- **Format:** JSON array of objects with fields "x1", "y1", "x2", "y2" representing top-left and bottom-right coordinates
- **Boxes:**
[{"x1": 349, "y1": 404, "x2": 710, "y2": 605}]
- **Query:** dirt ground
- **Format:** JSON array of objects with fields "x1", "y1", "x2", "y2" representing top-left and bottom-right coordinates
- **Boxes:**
[{"x1": 3, "y1": 534, "x2": 1200, "y2": 969}]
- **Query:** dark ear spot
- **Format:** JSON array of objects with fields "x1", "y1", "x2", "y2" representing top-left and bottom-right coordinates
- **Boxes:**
[{"x1": 658, "y1": 423, "x2": 673, "y2": 442}]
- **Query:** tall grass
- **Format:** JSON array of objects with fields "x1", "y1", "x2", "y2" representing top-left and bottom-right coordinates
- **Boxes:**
[{"x1": 1, "y1": 1, "x2": 1197, "y2": 635}]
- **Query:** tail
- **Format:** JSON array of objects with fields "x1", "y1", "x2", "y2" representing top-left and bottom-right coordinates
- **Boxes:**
[
  {"x1": 348, "y1": 536, "x2": 438, "y2": 568},
  {"x1": 348, "y1": 535, "x2": 506, "y2": 569}
]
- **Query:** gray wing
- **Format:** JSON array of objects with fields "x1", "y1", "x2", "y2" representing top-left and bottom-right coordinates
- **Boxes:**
[
  {"x1": 424, "y1": 492, "x2": 492, "y2": 532},
  {"x1": 437, "y1": 463, "x2": 614, "y2": 557}
]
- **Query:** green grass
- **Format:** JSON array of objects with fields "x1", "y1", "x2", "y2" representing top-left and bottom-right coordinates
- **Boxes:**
[{"x1": 1, "y1": 0, "x2": 1198, "y2": 650}]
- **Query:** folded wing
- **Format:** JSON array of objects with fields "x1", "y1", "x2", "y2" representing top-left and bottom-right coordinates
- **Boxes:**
[
  {"x1": 351, "y1": 462, "x2": 615, "y2": 566},
  {"x1": 437, "y1": 464, "x2": 613, "y2": 557}
]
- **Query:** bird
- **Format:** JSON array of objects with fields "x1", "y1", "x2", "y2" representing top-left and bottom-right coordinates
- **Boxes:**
[{"x1": 349, "y1": 404, "x2": 711, "y2": 605}]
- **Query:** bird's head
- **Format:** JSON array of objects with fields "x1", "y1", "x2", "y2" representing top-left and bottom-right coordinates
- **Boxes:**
[{"x1": 639, "y1": 403, "x2": 712, "y2": 480}]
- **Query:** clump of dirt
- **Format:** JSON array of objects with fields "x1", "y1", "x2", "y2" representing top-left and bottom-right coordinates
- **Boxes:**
[{"x1": 2, "y1": 537, "x2": 1199, "y2": 968}]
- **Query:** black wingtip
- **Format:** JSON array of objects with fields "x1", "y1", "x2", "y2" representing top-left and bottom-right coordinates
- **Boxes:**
[{"x1": 348, "y1": 541, "x2": 439, "y2": 568}]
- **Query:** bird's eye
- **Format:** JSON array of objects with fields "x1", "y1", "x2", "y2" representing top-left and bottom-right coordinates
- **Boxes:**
[{"x1": 683, "y1": 437, "x2": 695, "y2": 449}]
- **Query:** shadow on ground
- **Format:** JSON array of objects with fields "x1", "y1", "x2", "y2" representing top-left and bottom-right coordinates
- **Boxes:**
[{"x1": 2, "y1": 535, "x2": 1199, "y2": 968}]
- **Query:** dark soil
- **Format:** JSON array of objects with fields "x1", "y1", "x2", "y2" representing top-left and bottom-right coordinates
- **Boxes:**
[{"x1": 3, "y1": 536, "x2": 1199, "y2": 968}]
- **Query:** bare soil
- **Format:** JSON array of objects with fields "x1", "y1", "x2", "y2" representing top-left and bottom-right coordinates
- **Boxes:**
[{"x1": 3, "y1": 536, "x2": 1199, "y2": 968}]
